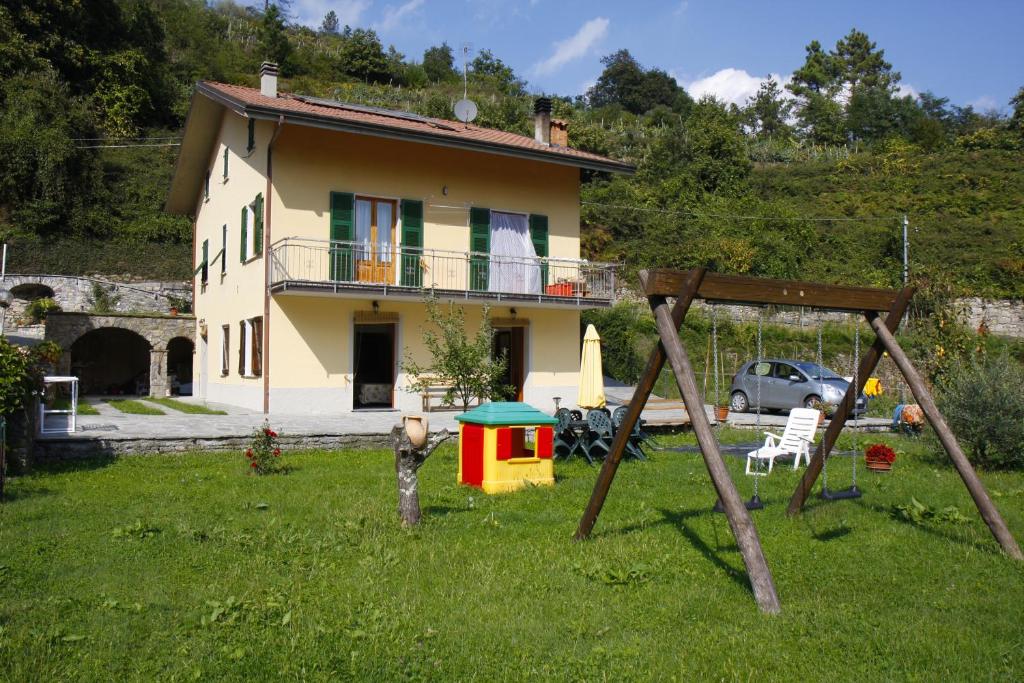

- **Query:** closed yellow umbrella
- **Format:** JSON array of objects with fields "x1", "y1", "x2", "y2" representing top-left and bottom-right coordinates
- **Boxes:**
[{"x1": 578, "y1": 324, "x2": 606, "y2": 409}]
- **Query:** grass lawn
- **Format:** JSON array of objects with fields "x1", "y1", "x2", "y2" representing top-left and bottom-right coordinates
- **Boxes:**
[
  {"x1": 104, "y1": 398, "x2": 164, "y2": 415},
  {"x1": 144, "y1": 397, "x2": 228, "y2": 415},
  {"x1": 49, "y1": 398, "x2": 101, "y2": 415},
  {"x1": 1, "y1": 431, "x2": 1022, "y2": 680}
]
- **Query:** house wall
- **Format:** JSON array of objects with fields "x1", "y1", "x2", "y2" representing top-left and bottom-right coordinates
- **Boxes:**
[
  {"x1": 271, "y1": 124, "x2": 581, "y2": 259},
  {"x1": 192, "y1": 110, "x2": 585, "y2": 413},
  {"x1": 267, "y1": 296, "x2": 580, "y2": 414},
  {"x1": 191, "y1": 113, "x2": 272, "y2": 409}
]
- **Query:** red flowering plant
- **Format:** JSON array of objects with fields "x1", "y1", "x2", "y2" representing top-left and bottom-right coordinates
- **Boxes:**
[
  {"x1": 245, "y1": 421, "x2": 283, "y2": 475},
  {"x1": 864, "y1": 443, "x2": 897, "y2": 465}
]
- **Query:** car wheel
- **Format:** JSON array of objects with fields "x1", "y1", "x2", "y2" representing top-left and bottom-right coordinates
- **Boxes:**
[
  {"x1": 730, "y1": 391, "x2": 749, "y2": 413},
  {"x1": 804, "y1": 395, "x2": 822, "y2": 410}
]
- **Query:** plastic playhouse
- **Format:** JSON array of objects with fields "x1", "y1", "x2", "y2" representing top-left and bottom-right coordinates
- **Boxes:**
[{"x1": 455, "y1": 402, "x2": 558, "y2": 494}]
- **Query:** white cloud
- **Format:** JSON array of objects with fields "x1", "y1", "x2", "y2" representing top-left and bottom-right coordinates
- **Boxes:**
[
  {"x1": 293, "y1": 0, "x2": 371, "y2": 29},
  {"x1": 683, "y1": 68, "x2": 792, "y2": 107},
  {"x1": 673, "y1": 1, "x2": 689, "y2": 17},
  {"x1": 531, "y1": 17, "x2": 609, "y2": 77},
  {"x1": 969, "y1": 95, "x2": 999, "y2": 112},
  {"x1": 375, "y1": 0, "x2": 425, "y2": 32},
  {"x1": 895, "y1": 83, "x2": 919, "y2": 99}
]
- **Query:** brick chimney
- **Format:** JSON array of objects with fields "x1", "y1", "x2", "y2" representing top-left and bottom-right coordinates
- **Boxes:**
[
  {"x1": 550, "y1": 118, "x2": 568, "y2": 147},
  {"x1": 534, "y1": 97, "x2": 552, "y2": 145},
  {"x1": 260, "y1": 62, "x2": 278, "y2": 98}
]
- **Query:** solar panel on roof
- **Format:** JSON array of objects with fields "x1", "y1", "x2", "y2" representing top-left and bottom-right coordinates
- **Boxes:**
[{"x1": 291, "y1": 95, "x2": 456, "y2": 131}]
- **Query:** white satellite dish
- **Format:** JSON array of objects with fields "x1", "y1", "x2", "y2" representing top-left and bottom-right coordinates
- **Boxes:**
[{"x1": 454, "y1": 98, "x2": 478, "y2": 124}]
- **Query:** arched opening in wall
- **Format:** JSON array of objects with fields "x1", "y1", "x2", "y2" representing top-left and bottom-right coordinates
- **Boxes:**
[
  {"x1": 167, "y1": 337, "x2": 194, "y2": 396},
  {"x1": 70, "y1": 328, "x2": 151, "y2": 395},
  {"x1": 11, "y1": 283, "x2": 56, "y2": 301}
]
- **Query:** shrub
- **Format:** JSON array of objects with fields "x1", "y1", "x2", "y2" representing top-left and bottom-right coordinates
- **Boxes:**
[
  {"x1": 244, "y1": 421, "x2": 283, "y2": 475},
  {"x1": 0, "y1": 337, "x2": 60, "y2": 416},
  {"x1": 582, "y1": 302, "x2": 655, "y2": 385},
  {"x1": 935, "y1": 354, "x2": 1024, "y2": 469},
  {"x1": 23, "y1": 297, "x2": 61, "y2": 324}
]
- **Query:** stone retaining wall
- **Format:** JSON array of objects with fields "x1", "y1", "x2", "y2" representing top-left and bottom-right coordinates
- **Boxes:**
[
  {"x1": 6, "y1": 274, "x2": 191, "y2": 321},
  {"x1": 959, "y1": 298, "x2": 1024, "y2": 338},
  {"x1": 33, "y1": 433, "x2": 393, "y2": 459}
]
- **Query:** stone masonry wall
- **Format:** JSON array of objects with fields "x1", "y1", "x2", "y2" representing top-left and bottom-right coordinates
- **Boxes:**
[{"x1": 6, "y1": 274, "x2": 191, "y2": 322}]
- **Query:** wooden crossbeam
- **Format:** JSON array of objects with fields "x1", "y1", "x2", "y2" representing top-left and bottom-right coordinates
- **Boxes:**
[{"x1": 643, "y1": 269, "x2": 899, "y2": 313}]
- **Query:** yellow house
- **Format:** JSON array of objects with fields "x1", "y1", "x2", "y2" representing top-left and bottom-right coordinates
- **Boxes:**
[{"x1": 165, "y1": 62, "x2": 634, "y2": 414}]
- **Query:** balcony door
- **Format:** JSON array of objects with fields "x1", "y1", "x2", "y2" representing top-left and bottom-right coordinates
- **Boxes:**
[{"x1": 355, "y1": 197, "x2": 396, "y2": 284}]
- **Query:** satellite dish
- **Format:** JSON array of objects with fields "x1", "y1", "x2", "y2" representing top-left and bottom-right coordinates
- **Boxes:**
[{"x1": 454, "y1": 98, "x2": 478, "y2": 124}]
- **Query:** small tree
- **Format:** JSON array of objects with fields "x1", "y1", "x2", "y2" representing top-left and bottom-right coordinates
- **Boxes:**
[{"x1": 403, "y1": 299, "x2": 509, "y2": 411}]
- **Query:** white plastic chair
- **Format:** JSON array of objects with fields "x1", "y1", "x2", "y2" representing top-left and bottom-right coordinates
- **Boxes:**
[{"x1": 745, "y1": 408, "x2": 820, "y2": 476}]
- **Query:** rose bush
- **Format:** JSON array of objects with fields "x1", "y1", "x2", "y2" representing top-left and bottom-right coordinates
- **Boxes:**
[{"x1": 244, "y1": 421, "x2": 282, "y2": 475}]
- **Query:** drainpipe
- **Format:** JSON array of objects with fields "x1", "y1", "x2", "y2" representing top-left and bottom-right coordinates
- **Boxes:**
[{"x1": 263, "y1": 115, "x2": 285, "y2": 414}]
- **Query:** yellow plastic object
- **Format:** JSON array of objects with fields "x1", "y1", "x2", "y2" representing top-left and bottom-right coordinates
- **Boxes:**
[
  {"x1": 577, "y1": 324, "x2": 606, "y2": 409},
  {"x1": 864, "y1": 377, "x2": 883, "y2": 397},
  {"x1": 456, "y1": 403, "x2": 556, "y2": 494}
]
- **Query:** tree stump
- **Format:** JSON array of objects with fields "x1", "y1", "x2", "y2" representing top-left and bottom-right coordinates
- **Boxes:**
[{"x1": 391, "y1": 424, "x2": 452, "y2": 527}]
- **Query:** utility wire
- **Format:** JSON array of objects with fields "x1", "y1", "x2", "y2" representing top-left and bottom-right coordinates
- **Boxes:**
[
  {"x1": 76, "y1": 143, "x2": 182, "y2": 149},
  {"x1": 581, "y1": 201, "x2": 903, "y2": 222}
]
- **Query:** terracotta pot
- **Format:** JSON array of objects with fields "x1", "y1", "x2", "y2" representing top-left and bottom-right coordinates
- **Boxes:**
[
  {"x1": 403, "y1": 415, "x2": 429, "y2": 449},
  {"x1": 169, "y1": 307, "x2": 179, "y2": 317},
  {"x1": 865, "y1": 460, "x2": 893, "y2": 472},
  {"x1": 714, "y1": 406, "x2": 730, "y2": 421}
]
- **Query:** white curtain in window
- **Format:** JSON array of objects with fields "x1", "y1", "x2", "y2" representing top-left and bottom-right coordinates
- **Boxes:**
[
  {"x1": 488, "y1": 211, "x2": 540, "y2": 294},
  {"x1": 355, "y1": 199, "x2": 372, "y2": 260},
  {"x1": 376, "y1": 201, "x2": 393, "y2": 263}
]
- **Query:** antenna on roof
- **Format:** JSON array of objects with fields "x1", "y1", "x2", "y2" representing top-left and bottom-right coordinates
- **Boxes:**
[{"x1": 455, "y1": 42, "x2": 477, "y2": 125}]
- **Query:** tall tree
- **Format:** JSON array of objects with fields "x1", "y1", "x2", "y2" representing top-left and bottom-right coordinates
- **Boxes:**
[
  {"x1": 470, "y1": 49, "x2": 525, "y2": 95},
  {"x1": 259, "y1": 4, "x2": 291, "y2": 69},
  {"x1": 422, "y1": 43, "x2": 456, "y2": 83},
  {"x1": 1010, "y1": 86, "x2": 1024, "y2": 136},
  {"x1": 744, "y1": 78, "x2": 793, "y2": 140},
  {"x1": 587, "y1": 49, "x2": 682, "y2": 115},
  {"x1": 833, "y1": 28, "x2": 900, "y2": 92},
  {"x1": 320, "y1": 10, "x2": 339, "y2": 34}
]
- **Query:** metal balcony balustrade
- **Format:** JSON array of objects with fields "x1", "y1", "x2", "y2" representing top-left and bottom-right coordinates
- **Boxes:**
[{"x1": 268, "y1": 237, "x2": 618, "y2": 306}]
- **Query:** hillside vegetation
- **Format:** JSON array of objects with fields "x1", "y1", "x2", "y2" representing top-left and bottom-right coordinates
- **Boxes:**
[{"x1": 1, "y1": 1, "x2": 1022, "y2": 296}]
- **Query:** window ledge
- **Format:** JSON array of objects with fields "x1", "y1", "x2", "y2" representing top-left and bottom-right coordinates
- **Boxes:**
[{"x1": 509, "y1": 456, "x2": 540, "y2": 464}]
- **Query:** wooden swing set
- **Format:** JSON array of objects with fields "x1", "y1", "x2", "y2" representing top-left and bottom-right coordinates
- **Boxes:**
[{"x1": 575, "y1": 267, "x2": 1023, "y2": 614}]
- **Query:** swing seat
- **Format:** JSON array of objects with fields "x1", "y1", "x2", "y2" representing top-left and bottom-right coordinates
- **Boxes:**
[{"x1": 745, "y1": 408, "x2": 820, "y2": 476}]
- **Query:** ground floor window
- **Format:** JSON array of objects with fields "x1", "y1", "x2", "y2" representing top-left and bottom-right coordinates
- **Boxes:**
[
  {"x1": 239, "y1": 317, "x2": 263, "y2": 377},
  {"x1": 220, "y1": 324, "x2": 230, "y2": 376}
]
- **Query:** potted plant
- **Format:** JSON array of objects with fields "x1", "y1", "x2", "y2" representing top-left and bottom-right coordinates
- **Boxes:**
[
  {"x1": 864, "y1": 443, "x2": 897, "y2": 472},
  {"x1": 715, "y1": 402, "x2": 730, "y2": 421}
]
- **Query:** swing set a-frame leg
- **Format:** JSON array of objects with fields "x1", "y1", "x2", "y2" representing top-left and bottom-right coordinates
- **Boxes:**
[{"x1": 576, "y1": 268, "x2": 782, "y2": 614}]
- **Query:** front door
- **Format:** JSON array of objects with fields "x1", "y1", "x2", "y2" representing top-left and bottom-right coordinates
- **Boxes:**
[
  {"x1": 355, "y1": 197, "x2": 396, "y2": 284},
  {"x1": 492, "y1": 327, "x2": 525, "y2": 401},
  {"x1": 353, "y1": 323, "x2": 396, "y2": 409}
]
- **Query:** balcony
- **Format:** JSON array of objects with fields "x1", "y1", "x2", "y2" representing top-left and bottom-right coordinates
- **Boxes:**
[{"x1": 268, "y1": 238, "x2": 619, "y2": 307}]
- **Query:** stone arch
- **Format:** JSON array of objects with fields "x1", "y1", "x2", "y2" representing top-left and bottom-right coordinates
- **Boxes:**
[
  {"x1": 46, "y1": 312, "x2": 194, "y2": 397},
  {"x1": 10, "y1": 282, "x2": 56, "y2": 301},
  {"x1": 71, "y1": 328, "x2": 152, "y2": 395},
  {"x1": 167, "y1": 336, "x2": 195, "y2": 395}
]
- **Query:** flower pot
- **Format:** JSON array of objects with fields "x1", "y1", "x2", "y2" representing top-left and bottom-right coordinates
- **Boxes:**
[
  {"x1": 714, "y1": 406, "x2": 730, "y2": 421},
  {"x1": 169, "y1": 307, "x2": 179, "y2": 316},
  {"x1": 865, "y1": 460, "x2": 893, "y2": 472},
  {"x1": 403, "y1": 415, "x2": 429, "y2": 449}
]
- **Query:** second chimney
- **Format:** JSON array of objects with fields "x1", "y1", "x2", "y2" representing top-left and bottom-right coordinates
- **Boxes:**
[
  {"x1": 260, "y1": 62, "x2": 279, "y2": 98},
  {"x1": 534, "y1": 97, "x2": 552, "y2": 145},
  {"x1": 550, "y1": 118, "x2": 568, "y2": 147}
]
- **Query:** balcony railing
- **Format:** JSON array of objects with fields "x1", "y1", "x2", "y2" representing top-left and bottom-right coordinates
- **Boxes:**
[{"x1": 269, "y1": 237, "x2": 618, "y2": 305}]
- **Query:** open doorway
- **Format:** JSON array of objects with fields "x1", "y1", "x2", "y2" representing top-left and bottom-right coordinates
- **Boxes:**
[
  {"x1": 493, "y1": 326, "x2": 525, "y2": 401},
  {"x1": 353, "y1": 323, "x2": 396, "y2": 409},
  {"x1": 167, "y1": 337, "x2": 195, "y2": 395}
]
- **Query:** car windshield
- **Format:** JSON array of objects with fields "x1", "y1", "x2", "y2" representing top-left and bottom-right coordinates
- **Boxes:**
[{"x1": 794, "y1": 362, "x2": 843, "y2": 381}]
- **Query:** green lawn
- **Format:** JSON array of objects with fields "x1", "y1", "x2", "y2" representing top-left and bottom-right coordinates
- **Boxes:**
[
  {"x1": 144, "y1": 397, "x2": 228, "y2": 415},
  {"x1": 104, "y1": 399, "x2": 164, "y2": 415},
  {"x1": 1, "y1": 432, "x2": 1022, "y2": 681},
  {"x1": 49, "y1": 398, "x2": 100, "y2": 415}
]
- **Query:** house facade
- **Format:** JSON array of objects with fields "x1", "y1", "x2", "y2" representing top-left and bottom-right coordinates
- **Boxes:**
[{"x1": 166, "y1": 63, "x2": 633, "y2": 414}]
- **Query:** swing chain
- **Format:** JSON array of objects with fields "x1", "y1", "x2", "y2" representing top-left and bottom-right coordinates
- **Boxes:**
[
  {"x1": 712, "y1": 304, "x2": 719, "y2": 410},
  {"x1": 851, "y1": 319, "x2": 860, "y2": 487}
]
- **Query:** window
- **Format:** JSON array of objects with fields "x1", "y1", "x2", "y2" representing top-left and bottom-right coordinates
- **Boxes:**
[
  {"x1": 239, "y1": 317, "x2": 263, "y2": 377},
  {"x1": 747, "y1": 361, "x2": 771, "y2": 377},
  {"x1": 354, "y1": 197, "x2": 396, "y2": 263},
  {"x1": 240, "y1": 194, "x2": 264, "y2": 262},
  {"x1": 204, "y1": 171, "x2": 210, "y2": 200},
  {"x1": 774, "y1": 363, "x2": 799, "y2": 380},
  {"x1": 200, "y1": 239, "x2": 209, "y2": 285},
  {"x1": 221, "y1": 224, "x2": 227, "y2": 275},
  {"x1": 220, "y1": 325, "x2": 230, "y2": 376},
  {"x1": 247, "y1": 119, "x2": 255, "y2": 152},
  {"x1": 222, "y1": 147, "x2": 229, "y2": 180}
]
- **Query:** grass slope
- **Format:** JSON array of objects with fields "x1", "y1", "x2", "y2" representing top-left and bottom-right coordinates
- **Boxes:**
[{"x1": 1, "y1": 433, "x2": 1022, "y2": 680}]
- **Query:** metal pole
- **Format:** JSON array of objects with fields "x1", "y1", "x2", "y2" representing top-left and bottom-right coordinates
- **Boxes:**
[{"x1": 902, "y1": 215, "x2": 909, "y2": 287}]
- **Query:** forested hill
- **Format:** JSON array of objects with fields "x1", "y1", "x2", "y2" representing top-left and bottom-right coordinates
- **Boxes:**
[{"x1": 2, "y1": 1, "x2": 1022, "y2": 296}]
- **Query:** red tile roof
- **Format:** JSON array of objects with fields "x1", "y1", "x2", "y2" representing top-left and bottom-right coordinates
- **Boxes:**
[{"x1": 198, "y1": 81, "x2": 633, "y2": 173}]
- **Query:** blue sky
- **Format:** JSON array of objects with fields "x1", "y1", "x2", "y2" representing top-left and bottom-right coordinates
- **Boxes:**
[{"x1": 290, "y1": 0, "x2": 1024, "y2": 111}]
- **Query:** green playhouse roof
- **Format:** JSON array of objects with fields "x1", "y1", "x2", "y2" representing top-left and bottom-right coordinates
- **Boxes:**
[{"x1": 454, "y1": 402, "x2": 559, "y2": 426}]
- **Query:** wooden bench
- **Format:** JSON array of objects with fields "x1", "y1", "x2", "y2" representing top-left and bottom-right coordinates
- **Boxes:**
[{"x1": 418, "y1": 375, "x2": 482, "y2": 413}]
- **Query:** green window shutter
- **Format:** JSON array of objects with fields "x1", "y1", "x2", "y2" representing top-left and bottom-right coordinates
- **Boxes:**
[
  {"x1": 253, "y1": 193, "x2": 264, "y2": 257},
  {"x1": 400, "y1": 199, "x2": 423, "y2": 287},
  {"x1": 223, "y1": 148, "x2": 229, "y2": 179},
  {"x1": 204, "y1": 171, "x2": 210, "y2": 199},
  {"x1": 201, "y1": 239, "x2": 209, "y2": 284},
  {"x1": 529, "y1": 214, "x2": 549, "y2": 288},
  {"x1": 469, "y1": 207, "x2": 490, "y2": 291},
  {"x1": 247, "y1": 119, "x2": 255, "y2": 152},
  {"x1": 329, "y1": 192, "x2": 354, "y2": 281},
  {"x1": 221, "y1": 224, "x2": 227, "y2": 274},
  {"x1": 240, "y1": 205, "x2": 248, "y2": 263}
]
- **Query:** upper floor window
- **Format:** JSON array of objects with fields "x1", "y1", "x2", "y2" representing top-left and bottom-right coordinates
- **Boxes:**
[
  {"x1": 240, "y1": 194, "x2": 264, "y2": 262},
  {"x1": 222, "y1": 147, "x2": 229, "y2": 180}
]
